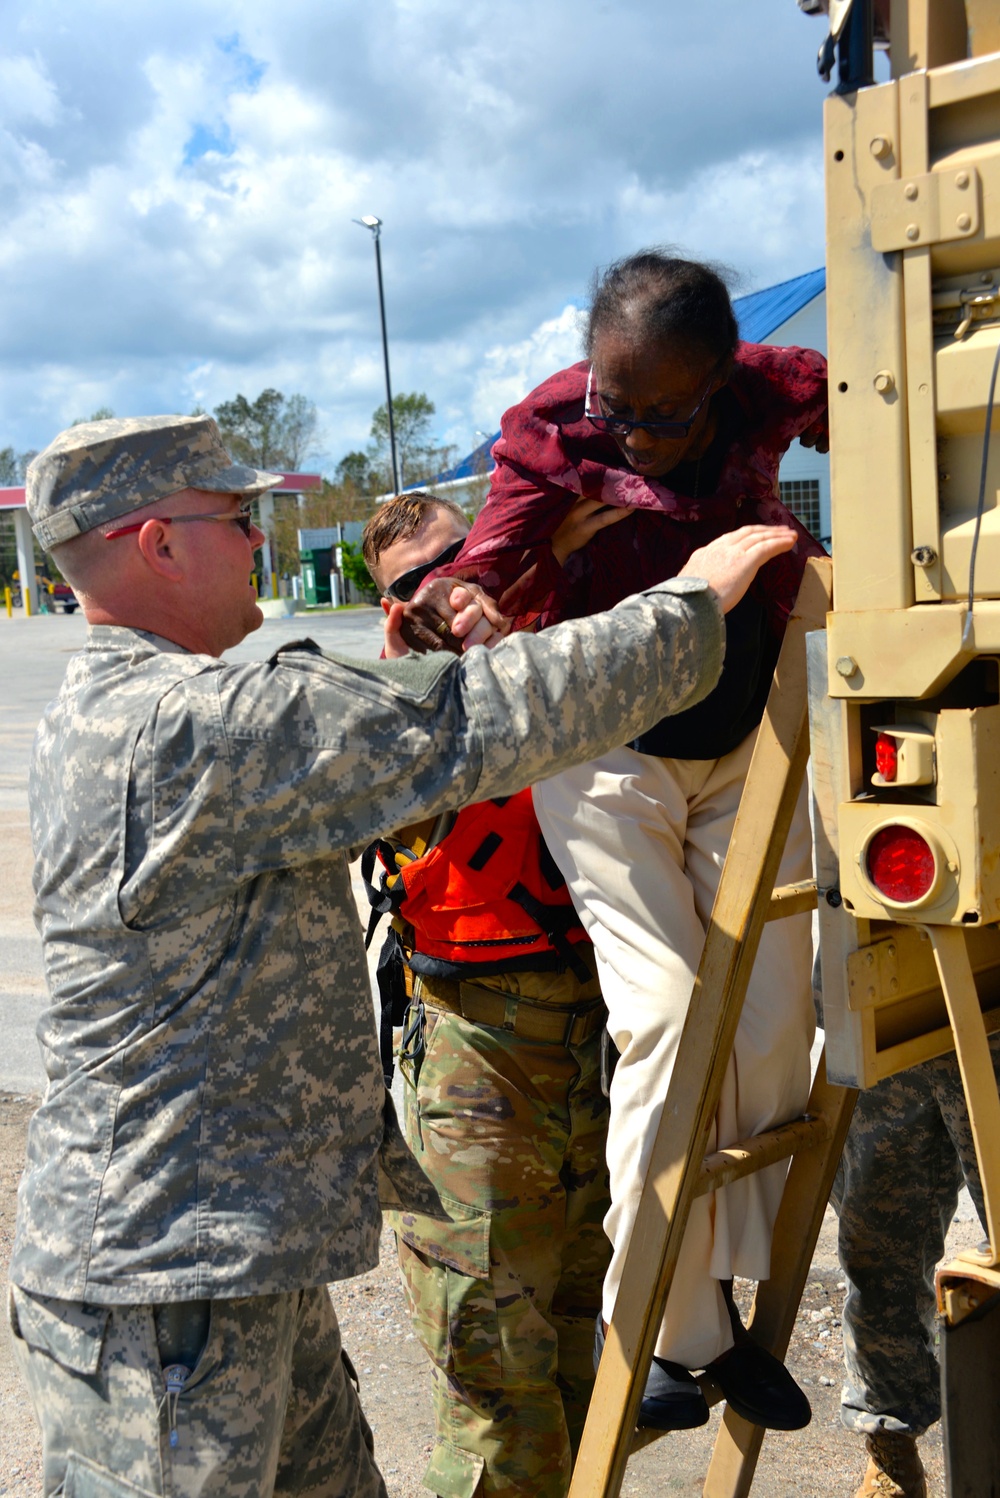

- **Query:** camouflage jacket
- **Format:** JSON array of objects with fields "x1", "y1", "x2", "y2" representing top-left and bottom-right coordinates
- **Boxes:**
[{"x1": 11, "y1": 578, "x2": 722, "y2": 1304}]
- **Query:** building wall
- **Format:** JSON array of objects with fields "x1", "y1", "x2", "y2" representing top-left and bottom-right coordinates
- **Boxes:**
[{"x1": 762, "y1": 292, "x2": 831, "y2": 545}]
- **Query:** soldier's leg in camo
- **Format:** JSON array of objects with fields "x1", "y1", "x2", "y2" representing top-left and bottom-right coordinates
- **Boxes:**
[
  {"x1": 392, "y1": 978, "x2": 609, "y2": 1498},
  {"x1": 8, "y1": 1283, "x2": 387, "y2": 1498},
  {"x1": 832, "y1": 1069, "x2": 963, "y2": 1497},
  {"x1": 833, "y1": 1067, "x2": 963, "y2": 1437},
  {"x1": 550, "y1": 1054, "x2": 615, "y2": 1454},
  {"x1": 931, "y1": 1033, "x2": 1000, "y2": 1238},
  {"x1": 835, "y1": 1040, "x2": 1000, "y2": 1497}
]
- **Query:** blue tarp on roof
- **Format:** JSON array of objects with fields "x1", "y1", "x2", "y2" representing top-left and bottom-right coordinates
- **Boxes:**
[
  {"x1": 409, "y1": 267, "x2": 826, "y2": 491},
  {"x1": 734, "y1": 266, "x2": 826, "y2": 344},
  {"x1": 417, "y1": 432, "x2": 499, "y2": 489}
]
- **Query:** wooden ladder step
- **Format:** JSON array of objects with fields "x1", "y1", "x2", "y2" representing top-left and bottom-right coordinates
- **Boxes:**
[
  {"x1": 696, "y1": 1114, "x2": 829, "y2": 1198},
  {"x1": 767, "y1": 880, "x2": 817, "y2": 921}
]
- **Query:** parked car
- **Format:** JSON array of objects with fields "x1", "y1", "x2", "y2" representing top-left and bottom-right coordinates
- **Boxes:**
[
  {"x1": 6, "y1": 574, "x2": 78, "y2": 613},
  {"x1": 47, "y1": 580, "x2": 78, "y2": 614}
]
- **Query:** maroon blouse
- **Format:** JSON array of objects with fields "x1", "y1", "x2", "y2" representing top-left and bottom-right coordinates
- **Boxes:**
[{"x1": 435, "y1": 342, "x2": 828, "y2": 636}]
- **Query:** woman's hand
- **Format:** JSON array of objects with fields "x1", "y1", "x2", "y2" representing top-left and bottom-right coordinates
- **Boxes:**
[
  {"x1": 390, "y1": 576, "x2": 510, "y2": 655},
  {"x1": 798, "y1": 413, "x2": 829, "y2": 454},
  {"x1": 679, "y1": 525, "x2": 798, "y2": 613},
  {"x1": 550, "y1": 496, "x2": 634, "y2": 565}
]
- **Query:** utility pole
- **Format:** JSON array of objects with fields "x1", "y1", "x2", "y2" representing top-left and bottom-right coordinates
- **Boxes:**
[{"x1": 353, "y1": 215, "x2": 400, "y2": 493}]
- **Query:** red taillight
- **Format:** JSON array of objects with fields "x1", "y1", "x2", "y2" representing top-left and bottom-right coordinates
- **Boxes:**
[
  {"x1": 875, "y1": 733, "x2": 898, "y2": 781},
  {"x1": 866, "y1": 825, "x2": 936, "y2": 903}
]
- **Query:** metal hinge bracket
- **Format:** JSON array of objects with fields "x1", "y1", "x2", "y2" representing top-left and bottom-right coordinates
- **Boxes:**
[{"x1": 871, "y1": 167, "x2": 981, "y2": 252}]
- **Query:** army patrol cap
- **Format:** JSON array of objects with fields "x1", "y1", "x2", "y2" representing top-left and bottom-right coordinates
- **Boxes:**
[{"x1": 27, "y1": 414, "x2": 282, "y2": 551}]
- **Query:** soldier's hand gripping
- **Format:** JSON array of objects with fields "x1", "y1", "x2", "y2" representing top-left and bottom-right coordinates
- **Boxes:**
[{"x1": 678, "y1": 524, "x2": 798, "y2": 614}]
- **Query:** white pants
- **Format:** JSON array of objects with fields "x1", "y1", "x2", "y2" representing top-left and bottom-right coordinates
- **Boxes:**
[{"x1": 533, "y1": 732, "x2": 815, "y2": 1370}]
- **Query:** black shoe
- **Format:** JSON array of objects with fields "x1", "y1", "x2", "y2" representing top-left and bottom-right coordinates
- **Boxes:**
[
  {"x1": 594, "y1": 1315, "x2": 709, "y2": 1431},
  {"x1": 714, "y1": 1282, "x2": 811, "y2": 1431},
  {"x1": 706, "y1": 1340, "x2": 811, "y2": 1430}
]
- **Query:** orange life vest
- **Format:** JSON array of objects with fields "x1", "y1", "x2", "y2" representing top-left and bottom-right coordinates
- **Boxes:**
[
  {"x1": 363, "y1": 787, "x2": 589, "y2": 975},
  {"x1": 362, "y1": 788, "x2": 590, "y2": 1082}
]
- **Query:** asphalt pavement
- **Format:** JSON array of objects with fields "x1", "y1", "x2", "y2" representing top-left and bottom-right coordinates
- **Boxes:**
[{"x1": 0, "y1": 607, "x2": 388, "y2": 1095}]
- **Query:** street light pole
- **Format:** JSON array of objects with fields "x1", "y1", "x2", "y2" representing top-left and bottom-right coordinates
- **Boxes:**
[{"x1": 353, "y1": 215, "x2": 400, "y2": 493}]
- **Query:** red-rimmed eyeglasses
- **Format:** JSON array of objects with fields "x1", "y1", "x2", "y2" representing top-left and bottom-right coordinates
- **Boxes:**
[{"x1": 104, "y1": 504, "x2": 256, "y2": 540}]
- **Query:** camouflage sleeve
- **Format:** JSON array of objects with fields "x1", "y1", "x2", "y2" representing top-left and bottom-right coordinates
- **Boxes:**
[
  {"x1": 124, "y1": 579, "x2": 723, "y2": 917},
  {"x1": 220, "y1": 577, "x2": 723, "y2": 864},
  {"x1": 455, "y1": 576, "x2": 724, "y2": 803}
]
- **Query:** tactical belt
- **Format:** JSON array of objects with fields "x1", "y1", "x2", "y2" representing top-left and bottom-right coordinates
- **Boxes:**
[{"x1": 417, "y1": 975, "x2": 606, "y2": 1048}]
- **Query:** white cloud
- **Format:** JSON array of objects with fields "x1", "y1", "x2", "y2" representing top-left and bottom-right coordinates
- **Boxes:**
[
  {"x1": 613, "y1": 143, "x2": 826, "y2": 293},
  {"x1": 0, "y1": 54, "x2": 63, "y2": 128},
  {"x1": 0, "y1": 54, "x2": 67, "y2": 193},
  {"x1": 0, "y1": 0, "x2": 830, "y2": 470},
  {"x1": 471, "y1": 306, "x2": 587, "y2": 434}
]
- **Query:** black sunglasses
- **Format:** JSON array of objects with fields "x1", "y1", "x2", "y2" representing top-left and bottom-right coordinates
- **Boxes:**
[{"x1": 384, "y1": 539, "x2": 465, "y2": 602}]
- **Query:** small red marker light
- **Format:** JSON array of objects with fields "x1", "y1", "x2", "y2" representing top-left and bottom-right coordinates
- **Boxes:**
[
  {"x1": 866, "y1": 825, "x2": 936, "y2": 903},
  {"x1": 875, "y1": 733, "x2": 898, "y2": 781}
]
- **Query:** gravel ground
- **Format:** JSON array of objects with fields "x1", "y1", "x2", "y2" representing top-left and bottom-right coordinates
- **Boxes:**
[{"x1": 1, "y1": 1083, "x2": 980, "y2": 1497}]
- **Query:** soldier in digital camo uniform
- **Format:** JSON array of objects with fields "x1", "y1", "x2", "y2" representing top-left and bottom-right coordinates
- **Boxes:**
[
  {"x1": 7, "y1": 414, "x2": 791, "y2": 1497},
  {"x1": 832, "y1": 1040, "x2": 1000, "y2": 1498}
]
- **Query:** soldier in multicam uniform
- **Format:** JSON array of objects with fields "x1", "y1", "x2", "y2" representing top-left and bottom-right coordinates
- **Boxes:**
[
  {"x1": 6, "y1": 413, "x2": 794, "y2": 1497},
  {"x1": 361, "y1": 492, "x2": 631, "y2": 1498},
  {"x1": 832, "y1": 1039, "x2": 1000, "y2": 1498}
]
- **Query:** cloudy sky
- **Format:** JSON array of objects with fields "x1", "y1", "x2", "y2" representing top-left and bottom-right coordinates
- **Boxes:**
[{"x1": 1, "y1": 0, "x2": 834, "y2": 474}]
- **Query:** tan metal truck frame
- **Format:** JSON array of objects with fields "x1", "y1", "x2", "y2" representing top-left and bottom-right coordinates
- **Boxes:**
[{"x1": 818, "y1": 2, "x2": 1000, "y2": 1489}]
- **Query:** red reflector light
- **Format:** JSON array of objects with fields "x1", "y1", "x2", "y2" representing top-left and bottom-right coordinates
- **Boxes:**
[
  {"x1": 866, "y1": 825, "x2": 936, "y2": 903},
  {"x1": 875, "y1": 733, "x2": 897, "y2": 781}
]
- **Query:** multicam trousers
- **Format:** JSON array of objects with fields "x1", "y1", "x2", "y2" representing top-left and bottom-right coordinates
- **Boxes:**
[
  {"x1": 8, "y1": 1282, "x2": 387, "y2": 1498},
  {"x1": 832, "y1": 1034, "x2": 1000, "y2": 1436},
  {"x1": 389, "y1": 964, "x2": 611, "y2": 1498}
]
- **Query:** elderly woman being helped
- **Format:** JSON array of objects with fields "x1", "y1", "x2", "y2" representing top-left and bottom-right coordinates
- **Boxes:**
[{"x1": 404, "y1": 251, "x2": 828, "y2": 1434}]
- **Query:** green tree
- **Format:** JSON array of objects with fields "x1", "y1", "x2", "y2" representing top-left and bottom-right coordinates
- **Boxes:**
[
  {"x1": 71, "y1": 406, "x2": 115, "y2": 426},
  {"x1": 0, "y1": 447, "x2": 21, "y2": 484},
  {"x1": 369, "y1": 392, "x2": 455, "y2": 490},
  {"x1": 281, "y1": 394, "x2": 319, "y2": 470},
  {"x1": 370, "y1": 391, "x2": 433, "y2": 481},
  {"x1": 214, "y1": 389, "x2": 318, "y2": 471},
  {"x1": 0, "y1": 446, "x2": 37, "y2": 484},
  {"x1": 333, "y1": 450, "x2": 376, "y2": 494},
  {"x1": 339, "y1": 541, "x2": 378, "y2": 601}
]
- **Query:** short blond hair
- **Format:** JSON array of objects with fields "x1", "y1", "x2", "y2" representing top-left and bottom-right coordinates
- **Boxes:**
[{"x1": 361, "y1": 492, "x2": 468, "y2": 572}]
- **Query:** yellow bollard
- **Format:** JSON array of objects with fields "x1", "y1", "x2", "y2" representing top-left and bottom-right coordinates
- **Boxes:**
[
  {"x1": 251, "y1": 572, "x2": 258, "y2": 597},
  {"x1": 271, "y1": 572, "x2": 278, "y2": 599},
  {"x1": 24, "y1": 588, "x2": 31, "y2": 618},
  {"x1": 4, "y1": 586, "x2": 11, "y2": 618}
]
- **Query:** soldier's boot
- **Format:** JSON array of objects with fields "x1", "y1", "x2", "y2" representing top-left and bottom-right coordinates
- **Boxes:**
[{"x1": 852, "y1": 1431, "x2": 927, "y2": 1498}]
